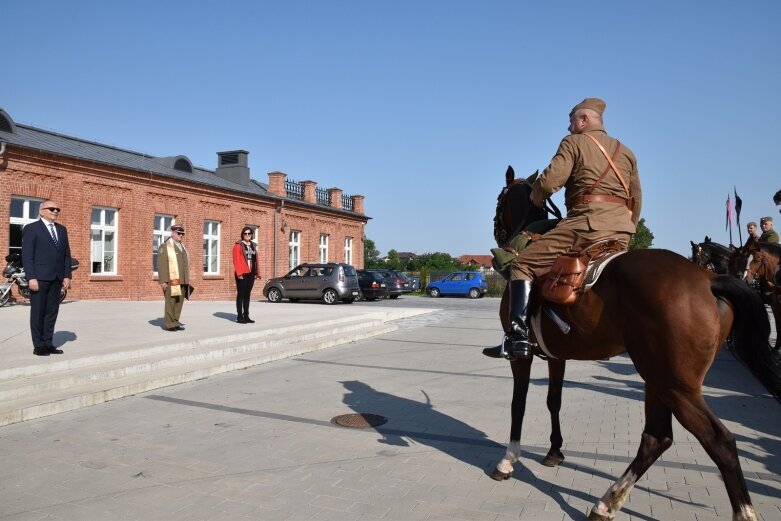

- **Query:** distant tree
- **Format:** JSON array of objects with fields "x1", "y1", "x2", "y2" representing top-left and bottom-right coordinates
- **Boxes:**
[
  {"x1": 363, "y1": 238, "x2": 382, "y2": 268},
  {"x1": 416, "y1": 252, "x2": 459, "y2": 271},
  {"x1": 385, "y1": 249, "x2": 402, "y2": 270},
  {"x1": 629, "y1": 218, "x2": 654, "y2": 250}
]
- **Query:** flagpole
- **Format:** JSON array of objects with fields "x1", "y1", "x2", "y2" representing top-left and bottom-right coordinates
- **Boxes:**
[
  {"x1": 726, "y1": 194, "x2": 733, "y2": 246},
  {"x1": 734, "y1": 186, "x2": 743, "y2": 245}
]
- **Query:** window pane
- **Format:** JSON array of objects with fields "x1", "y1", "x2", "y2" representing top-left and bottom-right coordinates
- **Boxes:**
[
  {"x1": 153, "y1": 251, "x2": 160, "y2": 273},
  {"x1": 29, "y1": 201, "x2": 41, "y2": 217},
  {"x1": 105, "y1": 231, "x2": 115, "y2": 254},
  {"x1": 10, "y1": 199, "x2": 24, "y2": 218},
  {"x1": 104, "y1": 253, "x2": 115, "y2": 273},
  {"x1": 9, "y1": 224, "x2": 23, "y2": 255},
  {"x1": 204, "y1": 222, "x2": 209, "y2": 235},
  {"x1": 91, "y1": 231, "x2": 103, "y2": 274},
  {"x1": 91, "y1": 208, "x2": 101, "y2": 225},
  {"x1": 105, "y1": 210, "x2": 115, "y2": 227},
  {"x1": 155, "y1": 215, "x2": 163, "y2": 230}
]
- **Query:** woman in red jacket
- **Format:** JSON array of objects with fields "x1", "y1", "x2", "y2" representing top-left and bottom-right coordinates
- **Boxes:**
[{"x1": 232, "y1": 227, "x2": 260, "y2": 323}]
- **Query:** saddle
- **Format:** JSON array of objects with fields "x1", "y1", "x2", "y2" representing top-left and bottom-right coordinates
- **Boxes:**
[{"x1": 538, "y1": 239, "x2": 626, "y2": 306}]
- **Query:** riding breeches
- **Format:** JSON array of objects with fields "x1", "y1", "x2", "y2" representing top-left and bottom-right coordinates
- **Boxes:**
[{"x1": 510, "y1": 226, "x2": 631, "y2": 281}]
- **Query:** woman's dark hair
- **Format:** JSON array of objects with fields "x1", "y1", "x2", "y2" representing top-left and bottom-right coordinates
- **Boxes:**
[{"x1": 239, "y1": 226, "x2": 254, "y2": 240}]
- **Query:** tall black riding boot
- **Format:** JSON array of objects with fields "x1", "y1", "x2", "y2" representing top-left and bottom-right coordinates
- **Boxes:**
[{"x1": 483, "y1": 280, "x2": 535, "y2": 360}]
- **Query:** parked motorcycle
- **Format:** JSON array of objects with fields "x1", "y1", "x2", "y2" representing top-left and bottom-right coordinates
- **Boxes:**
[{"x1": 0, "y1": 253, "x2": 80, "y2": 307}]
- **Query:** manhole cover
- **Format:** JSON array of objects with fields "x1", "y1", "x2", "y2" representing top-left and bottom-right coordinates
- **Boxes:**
[{"x1": 331, "y1": 413, "x2": 387, "y2": 429}]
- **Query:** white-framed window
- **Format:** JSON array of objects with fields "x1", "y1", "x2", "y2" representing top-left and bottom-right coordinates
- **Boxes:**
[
  {"x1": 344, "y1": 236, "x2": 353, "y2": 265},
  {"x1": 90, "y1": 207, "x2": 118, "y2": 274},
  {"x1": 289, "y1": 230, "x2": 300, "y2": 271},
  {"x1": 153, "y1": 214, "x2": 175, "y2": 273},
  {"x1": 203, "y1": 220, "x2": 220, "y2": 274},
  {"x1": 9, "y1": 197, "x2": 44, "y2": 256},
  {"x1": 319, "y1": 234, "x2": 329, "y2": 263}
]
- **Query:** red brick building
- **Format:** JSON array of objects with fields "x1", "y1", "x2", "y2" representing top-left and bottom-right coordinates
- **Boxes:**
[{"x1": 0, "y1": 108, "x2": 368, "y2": 301}]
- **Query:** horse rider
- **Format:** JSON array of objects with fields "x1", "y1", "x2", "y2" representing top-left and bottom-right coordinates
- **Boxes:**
[
  {"x1": 484, "y1": 98, "x2": 643, "y2": 360},
  {"x1": 759, "y1": 216, "x2": 779, "y2": 244}
]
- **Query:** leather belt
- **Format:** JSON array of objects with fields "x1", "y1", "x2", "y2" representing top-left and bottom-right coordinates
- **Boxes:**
[{"x1": 566, "y1": 194, "x2": 630, "y2": 209}]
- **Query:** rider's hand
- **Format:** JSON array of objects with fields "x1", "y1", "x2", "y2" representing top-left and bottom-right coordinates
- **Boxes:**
[
  {"x1": 160, "y1": 282, "x2": 168, "y2": 291},
  {"x1": 29, "y1": 279, "x2": 39, "y2": 293},
  {"x1": 62, "y1": 278, "x2": 71, "y2": 289}
]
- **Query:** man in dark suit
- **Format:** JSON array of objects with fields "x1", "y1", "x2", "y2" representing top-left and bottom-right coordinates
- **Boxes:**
[{"x1": 22, "y1": 200, "x2": 72, "y2": 356}]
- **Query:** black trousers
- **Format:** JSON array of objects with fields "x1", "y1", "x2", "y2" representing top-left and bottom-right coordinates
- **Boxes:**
[
  {"x1": 235, "y1": 275, "x2": 255, "y2": 318},
  {"x1": 29, "y1": 279, "x2": 62, "y2": 349}
]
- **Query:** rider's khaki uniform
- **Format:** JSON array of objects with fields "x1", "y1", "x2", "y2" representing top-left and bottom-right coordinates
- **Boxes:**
[{"x1": 511, "y1": 123, "x2": 642, "y2": 281}]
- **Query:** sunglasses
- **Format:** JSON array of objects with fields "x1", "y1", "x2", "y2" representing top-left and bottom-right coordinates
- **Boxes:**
[
  {"x1": 43, "y1": 207, "x2": 61, "y2": 213},
  {"x1": 243, "y1": 232, "x2": 253, "y2": 235}
]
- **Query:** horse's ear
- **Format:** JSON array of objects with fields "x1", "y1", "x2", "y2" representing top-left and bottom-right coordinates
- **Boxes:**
[
  {"x1": 690, "y1": 241, "x2": 696, "y2": 248},
  {"x1": 705, "y1": 236, "x2": 711, "y2": 242},
  {"x1": 505, "y1": 165, "x2": 515, "y2": 185}
]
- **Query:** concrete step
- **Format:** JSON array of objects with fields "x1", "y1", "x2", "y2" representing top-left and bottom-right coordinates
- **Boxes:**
[{"x1": 0, "y1": 318, "x2": 397, "y2": 427}]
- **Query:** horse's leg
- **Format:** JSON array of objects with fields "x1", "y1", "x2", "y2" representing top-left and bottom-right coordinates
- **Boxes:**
[
  {"x1": 665, "y1": 389, "x2": 758, "y2": 521},
  {"x1": 589, "y1": 387, "x2": 673, "y2": 521},
  {"x1": 541, "y1": 359, "x2": 566, "y2": 467},
  {"x1": 491, "y1": 358, "x2": 532, "y2": 480},
  {"x1": 770, "y1": 300, "x2": 781, "y2": 350}
]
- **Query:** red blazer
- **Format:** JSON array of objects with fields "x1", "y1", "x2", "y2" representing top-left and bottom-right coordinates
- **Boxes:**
[{"x1": 232, "y1": 242, "x2": 259, "y2": 277}]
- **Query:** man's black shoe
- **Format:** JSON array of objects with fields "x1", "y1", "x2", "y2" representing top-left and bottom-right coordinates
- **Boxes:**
[
  {"x1": 47, "y1": 346, "x2": 64, "y2": 354},
  {"x1": 33, "y1": 348, "x2": 50, "y2": 356},
  {"x1": 244, "y1": 316, "x2": 255, "y2": 324},
  {"x1": 166, "y1": 326, "x2": 185, "y2": 331},
  {"x1": 236, "y1": 316, "x2": 247, "y2": 324}
]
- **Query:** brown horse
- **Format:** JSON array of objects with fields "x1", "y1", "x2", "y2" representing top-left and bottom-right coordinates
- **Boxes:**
[
  {"x1": 491, "y1": 169, "x2": 772, "y2": 521},
  {"x1": 729, "y1": 236, "x2": 781, "y2": 350}
]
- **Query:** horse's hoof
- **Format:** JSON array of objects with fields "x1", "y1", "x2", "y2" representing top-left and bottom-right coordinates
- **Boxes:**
[
  {"x1": 490, "y1": 468, "x2": 513, "y2": 481},
  {"x1": 541, "y1": 450, "x2": 564, "y2": 467}
]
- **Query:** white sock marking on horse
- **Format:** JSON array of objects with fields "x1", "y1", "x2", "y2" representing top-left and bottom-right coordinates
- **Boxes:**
[
  {"x1": 734, "y1": 504, "x2": 758, "y2": 521},
  {"x1": 591, "y1": 470, "x2": 637, "y2": 519},
  {"x1": 497, "y1": 440, "x2": 521, "y2": 474}
]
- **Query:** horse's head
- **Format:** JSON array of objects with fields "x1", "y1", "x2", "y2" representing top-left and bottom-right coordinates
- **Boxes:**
[
  {"x1": 691, "y1": 237, "x2": 731, "y2": 273},
  {"x1": 742, "y1": 239, "x2": 780, "y2": 284},
  {"x1": 493, "y1": 166, "x2": 549, "y2": 247}
]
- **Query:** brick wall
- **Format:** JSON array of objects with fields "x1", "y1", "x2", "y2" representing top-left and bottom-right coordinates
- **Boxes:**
[{"x1": 0, "y1": 147, "x2": 366, "y2": 301}]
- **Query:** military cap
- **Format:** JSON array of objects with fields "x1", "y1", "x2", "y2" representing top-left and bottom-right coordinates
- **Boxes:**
[
  {"x1": 570, "y1": 98, "x2": 606, "y2": 117},
  {"x1": 171, "y1": 224, "x2": 186, "y2": 233},
  {"x1": 760, "y1": 216, "x2": 773, "y2": 224}
]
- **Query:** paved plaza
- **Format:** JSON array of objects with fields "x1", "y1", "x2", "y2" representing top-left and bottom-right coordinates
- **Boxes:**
[{"x1": 0, "y1": 298, "x2": 779, "y2": 520}]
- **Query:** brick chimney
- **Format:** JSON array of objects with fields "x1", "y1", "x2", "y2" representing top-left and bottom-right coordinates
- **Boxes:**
[
  {"x1": 351, "y1": 195, "x2": 365, "y2": 214},
  {"x1": 327, "y1": 188, "x2": 342, "y2": 209},
  {"x1": 301, "y1": 180, "x2": 316, "y2": 203},
  {"x1": 267, "y1": 171, "x2": 287, "y2": 196}
]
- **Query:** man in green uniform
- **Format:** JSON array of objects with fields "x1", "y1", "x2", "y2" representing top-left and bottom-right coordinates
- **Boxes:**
[
  {"x1": 484, "y1": 98, "x2": 642, "y2": 360},
  {"x1": 158, "y1": 224, "x2": 190, "y2": 331},
  {"x1": 759, "y1": 216, "x2": 779, "y2": 244}
]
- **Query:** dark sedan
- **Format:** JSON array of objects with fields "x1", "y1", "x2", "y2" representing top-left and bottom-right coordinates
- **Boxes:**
[
  {"x1": 365, "y1": 269, "x2": 410, "y2": 299},
  {"x1": 357, "y1": 270, "x2": 388, "y2": 301}
]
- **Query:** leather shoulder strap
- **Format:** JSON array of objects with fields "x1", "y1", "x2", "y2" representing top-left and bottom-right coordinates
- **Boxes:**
[{"x1": 583, "y1": 133, "x2": 630, "y2": 196}]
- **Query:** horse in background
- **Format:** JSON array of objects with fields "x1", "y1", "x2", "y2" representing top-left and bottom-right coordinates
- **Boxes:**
[
  {"x1": 491, "y1": 168, "x2": 772, "y2": 521},
  {"x1": 691, "y1": 236, "x2": 731, "y2": 274},
  {"x1": 729, "y1": 236, "x2": 781, "y2": 350}
]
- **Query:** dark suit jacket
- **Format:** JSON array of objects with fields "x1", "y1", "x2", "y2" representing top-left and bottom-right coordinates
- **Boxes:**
[{"x1": 21, "y1": 219, "x2": 73, "y2": 281}]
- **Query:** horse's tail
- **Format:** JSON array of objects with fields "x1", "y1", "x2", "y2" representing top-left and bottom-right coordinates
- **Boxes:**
[{"x1": 710, "y1": 275, "x2": 776, "y2": 394}]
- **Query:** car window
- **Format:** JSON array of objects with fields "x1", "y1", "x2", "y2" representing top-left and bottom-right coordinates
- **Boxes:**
[
  {"x1": 450, "y1": 274, "x2": 463, "y2": 281},
  {"x1": 288, "y1": 267, "x2": 304, "y2": 277},
  {"x1": 322, "y1": 267, "x2": 334, "y2": 276},
  {"x1": 343, "y1": 265, "x2": 356, "y2": 276},
  {"x1": 466, "y1": 273, "x2": 475, "y2": 280}
]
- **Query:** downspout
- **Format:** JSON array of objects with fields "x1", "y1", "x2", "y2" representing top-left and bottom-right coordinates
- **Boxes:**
[{"x1": 274, "y1": 200, "x2": 284, "y2": 277}]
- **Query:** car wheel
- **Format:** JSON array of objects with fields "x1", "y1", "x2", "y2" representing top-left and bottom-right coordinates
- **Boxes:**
[
  {"x1": 468, "y1": 288, "x2": 481, "y2": 299},
  {"x1": 342, "y1": 298, "x2": 355, "y2": 304},
  {"x1": 429, "y1": 287, "x2": 440, "y2": 298},
  {"x1": 267, "y1": 287, "x2": 283, "y2": 303},
  {"x1": 323, "y1": 289, "x2": 338, "y2": 304},
  {"x1": 389, "y1": 294, "x2": 399, "y2": 299},
  {"x1": 366, "y1": 297, "x2": 376, "y2": 302}
]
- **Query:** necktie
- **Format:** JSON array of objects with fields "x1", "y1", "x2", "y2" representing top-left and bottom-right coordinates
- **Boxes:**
[{"x1": 49, "y1": 224, "x2": 58, "y2": 246}]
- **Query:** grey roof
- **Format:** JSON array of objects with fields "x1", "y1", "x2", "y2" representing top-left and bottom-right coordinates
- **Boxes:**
[{"x1": 0, "y1": 118, "x2": 271, "y2": 197}]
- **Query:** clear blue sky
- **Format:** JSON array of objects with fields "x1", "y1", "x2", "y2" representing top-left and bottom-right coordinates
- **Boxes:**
[{"x1": 3, "y1": 1, "x2": 779, "y2": 257}]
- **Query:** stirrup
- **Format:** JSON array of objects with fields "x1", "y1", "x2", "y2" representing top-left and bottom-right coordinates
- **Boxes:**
[{"x1": 482, "y1": 334, "x2": 535, "y2": 360}]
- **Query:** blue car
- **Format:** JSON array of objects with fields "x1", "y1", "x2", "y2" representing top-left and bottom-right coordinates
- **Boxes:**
[{"x1": 427, "y1": 271, "x2": 488, "y2": 299}]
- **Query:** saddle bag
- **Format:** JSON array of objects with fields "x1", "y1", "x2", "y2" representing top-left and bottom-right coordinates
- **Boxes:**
[
  {"x1": 541, "y1": 254, "x2": 587, "y2": 306},
  {"x1": 541, "y1": 239, "x2": 624, "y2": 306}
]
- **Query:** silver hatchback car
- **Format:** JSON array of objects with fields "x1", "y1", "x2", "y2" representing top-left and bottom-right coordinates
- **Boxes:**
[{"x1": 263, "y1": 263, "x2": 360, "y2": 304}]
